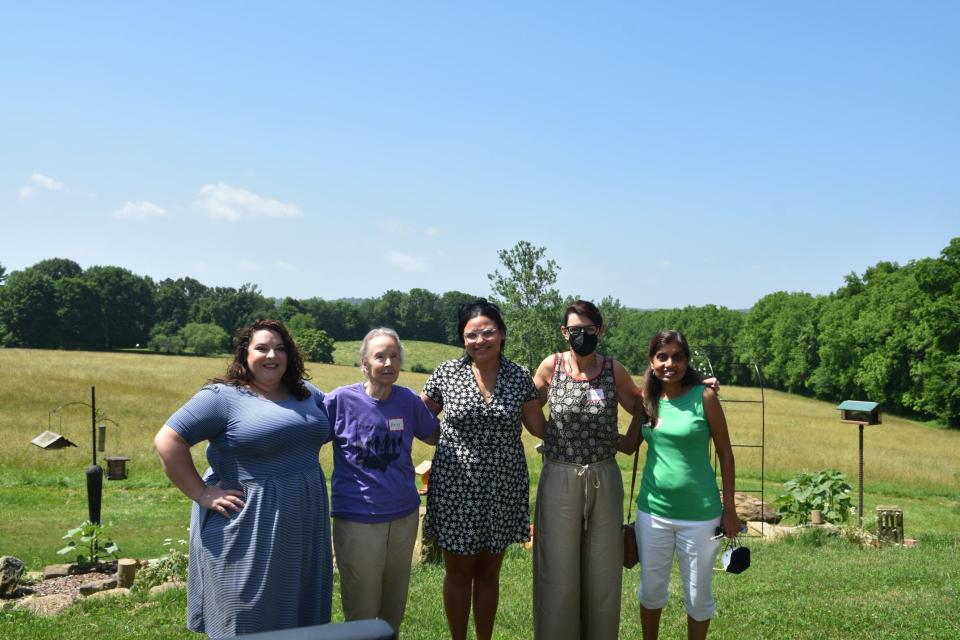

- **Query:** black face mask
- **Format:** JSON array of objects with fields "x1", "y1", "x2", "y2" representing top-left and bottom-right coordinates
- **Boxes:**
[{"x1": 569, "y1": 332, "x2": 598, "y2": 356}]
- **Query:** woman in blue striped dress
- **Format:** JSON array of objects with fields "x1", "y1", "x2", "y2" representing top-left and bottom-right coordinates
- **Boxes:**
[{"x1": 154, "y1": 319, "x2": 333, "y2": 638}]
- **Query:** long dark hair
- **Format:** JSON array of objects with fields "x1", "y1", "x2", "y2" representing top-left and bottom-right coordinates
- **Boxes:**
[
  {"x1": 211, "y1": 319, "x2": 310, "y2": 400},
  {"x1": 456, "y1": 298, "x2": 507, "y2": 357},
  {"x1": 642, "y1": 330, "x2": 703, "y2": 425}
]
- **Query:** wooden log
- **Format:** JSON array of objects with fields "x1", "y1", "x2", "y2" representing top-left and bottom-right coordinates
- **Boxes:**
[{"x1": 116, "y1": 558, "x2": 138, "y2": 588}]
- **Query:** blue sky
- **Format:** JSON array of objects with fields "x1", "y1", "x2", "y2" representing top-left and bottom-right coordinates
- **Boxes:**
[{"x1": 2, "y1": 2, "x2": 957, "y2": 309}]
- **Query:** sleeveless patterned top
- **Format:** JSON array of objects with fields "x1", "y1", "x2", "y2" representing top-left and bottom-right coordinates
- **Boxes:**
[{"x1": 543, "y1": 353, "x2": 620, "y2": 464}]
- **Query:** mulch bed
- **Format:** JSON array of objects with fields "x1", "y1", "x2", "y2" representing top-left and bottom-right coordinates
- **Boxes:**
[{"x1": 12, "y1": 562, "x2": 118, "y2": 600}]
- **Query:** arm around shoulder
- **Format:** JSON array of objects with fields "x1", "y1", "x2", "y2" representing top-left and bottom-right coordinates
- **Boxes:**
[
  {"x1": 532, "y1": 355, "x2": 555, "y2": 407},
  {"x1": 617, "y1": 396, "x2": 646, "y2": 454},
  {"x1": 414, "y1": 392, "x2": 441, "y2": 445},
  {"x1": 521, "y1": 398, "x2": 546, "y2": 439},
  {"x1": 613, "y1": 359, "x2": 642, "y2": 414},
  {"x1": 420, "y1": 392, "x2": 442, "y2": 417}
]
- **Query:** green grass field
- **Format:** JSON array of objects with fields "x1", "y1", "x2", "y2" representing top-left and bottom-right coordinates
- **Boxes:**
[
  {"x1": 332, "y1": 339, "x2": 462, "y2": 371},
  {"x1": 1, "y1": 347, "x2": 959, "y2": 638}
]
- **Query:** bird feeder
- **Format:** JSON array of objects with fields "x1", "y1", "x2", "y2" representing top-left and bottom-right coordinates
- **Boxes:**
[
  {"x1": 31, "y1": 431, "x2": 78, "y2": 450},
  {"x1": 106, "y1": 455, "x2": 130, "y2": 480},
  {"x1": 29, "y1": 388, "x2": 127, "y2": 522},
  {"x1": 836, "y1": 400, "x2": 881, "y2": 528},
  {"x1": 837, "y1": 400, "x2": 881, "y2": 426}
]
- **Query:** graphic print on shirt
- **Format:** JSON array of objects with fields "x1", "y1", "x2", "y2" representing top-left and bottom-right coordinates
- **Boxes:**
[{"x1": 354, "y1": 425, "x2": 403, "y2": 472}]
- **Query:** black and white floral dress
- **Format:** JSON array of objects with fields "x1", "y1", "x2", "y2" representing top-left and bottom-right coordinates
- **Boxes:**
[{"x1": 423, "y1": 356, "x2": 538, "y2": 554}]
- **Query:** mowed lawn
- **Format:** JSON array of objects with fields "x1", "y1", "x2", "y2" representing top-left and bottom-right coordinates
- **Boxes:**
[{"x1": 1, "y1": 348, "x2": 959, "y2": 639}]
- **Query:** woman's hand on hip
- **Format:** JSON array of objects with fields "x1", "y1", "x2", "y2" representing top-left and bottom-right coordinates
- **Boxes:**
[{"x1": 196, "y1": 483, "x2": 246, "y2": 517}]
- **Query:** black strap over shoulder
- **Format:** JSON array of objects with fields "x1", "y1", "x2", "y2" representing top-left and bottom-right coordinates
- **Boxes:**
[{"x1": 626, "y1": 445, "x2": 640, "y2": 523}]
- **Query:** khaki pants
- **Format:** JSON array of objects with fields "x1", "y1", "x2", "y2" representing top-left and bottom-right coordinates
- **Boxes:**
[
  {"x1": 333, "y1": 510, "x2": 420, "y2": 635},
  {"x1": 533, "y1": 457, "x2": 624, "y2": 640}
]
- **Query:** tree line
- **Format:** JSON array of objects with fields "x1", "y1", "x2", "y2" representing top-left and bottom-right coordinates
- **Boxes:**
[
  {"x1": 601, "y1": 238, "x2": 960, "y2": 427},
  {"x1": 486, "y1": 239, "x2": 960, "y2": 427},
  {"x1": 2, "y1": 237, "x2": 958, "y2": 425},
  {"x1": 0, "y1": 257, "x2": 478, "y2": 362}
]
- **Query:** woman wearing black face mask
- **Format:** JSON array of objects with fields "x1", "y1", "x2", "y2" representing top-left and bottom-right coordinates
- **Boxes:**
[{"x1": 530, "y1": 300, "x2": 645, "y2": 640}]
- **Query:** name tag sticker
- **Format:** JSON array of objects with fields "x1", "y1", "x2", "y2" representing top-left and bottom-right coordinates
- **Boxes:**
[
  {"x1": 587, "y1": 389, "x2": 605, "y2": 403},
  {"x1": 388, "y1": 418, "x2": 405, "y2": 432}
]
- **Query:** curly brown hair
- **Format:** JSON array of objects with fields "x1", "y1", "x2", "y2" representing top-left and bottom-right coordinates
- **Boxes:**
[{"x1": 211, "y1": 319, "x2": 311, "y2": 400}]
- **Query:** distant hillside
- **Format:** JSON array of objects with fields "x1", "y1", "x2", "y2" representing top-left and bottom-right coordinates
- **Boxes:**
[{"x1": 332, "y1": 339, "x2": 462, "y2": 372}]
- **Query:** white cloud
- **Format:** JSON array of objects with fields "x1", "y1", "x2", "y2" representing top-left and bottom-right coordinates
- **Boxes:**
[
  {"x1": 424, "y1": 226, "x2": 440, "y2": 237},
  {"x1": 194, "y1": 183, "x2": 301, "y2": 222},
  {"x1": 19, "y1": 173, "x2": 65, "y2": 204},
  {"x1": 275, "y1": 260, "x2": 298, "y2": 272},
  {"x1": 112, "y1": 200, "x2": 166, "y2": 219},
  {"x1": 385, "y1": 251, "x2": 429, "y2": 272},
  {"x1": 31, "y1": 174, "x2": 64, "y2": 190}
]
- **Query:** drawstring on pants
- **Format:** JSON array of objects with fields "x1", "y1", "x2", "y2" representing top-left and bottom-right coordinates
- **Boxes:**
[{"x1": 576, "y1": 463, "x2": 601, "y2": 531}]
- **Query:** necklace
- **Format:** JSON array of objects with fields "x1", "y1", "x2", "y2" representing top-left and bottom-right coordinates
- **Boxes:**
[
  {"x1": 566, "y1": 351, "x2": 600, "y2": 379},
  {"x1": 471, "y1": 362, "x2": 498, "y2": 402}
]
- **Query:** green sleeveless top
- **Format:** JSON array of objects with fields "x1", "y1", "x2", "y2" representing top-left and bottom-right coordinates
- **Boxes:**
[{"x1": 636, "y1": 384, "x2": 722, "y2": 521}]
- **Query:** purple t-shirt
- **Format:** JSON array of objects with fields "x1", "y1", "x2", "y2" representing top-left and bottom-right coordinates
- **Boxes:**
[{"x1": 323, "y1": 383, "x2": 439, "y2": 523}]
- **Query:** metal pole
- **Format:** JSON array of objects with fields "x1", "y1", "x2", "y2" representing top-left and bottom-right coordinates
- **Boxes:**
[
  {"x1": 858, "y1": 424, "x2": 864, "y2": 529},
  {"x1": 91, "y1": 386, "x2": 97, "y2": 466}
]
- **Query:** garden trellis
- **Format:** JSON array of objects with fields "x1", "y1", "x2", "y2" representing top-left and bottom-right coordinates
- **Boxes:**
[{"x1": 691, "y1": 346, "x2": 767, "y2": 539}]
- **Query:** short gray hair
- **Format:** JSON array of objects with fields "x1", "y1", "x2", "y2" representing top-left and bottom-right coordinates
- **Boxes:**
[{"x1": 359, "y1": 327, "x2": 404, "y2": 375}]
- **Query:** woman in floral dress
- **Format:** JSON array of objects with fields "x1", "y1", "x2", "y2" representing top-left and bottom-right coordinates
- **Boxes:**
[{"x1": 420, "y1": 299, "x2": 546, "y2": 640}]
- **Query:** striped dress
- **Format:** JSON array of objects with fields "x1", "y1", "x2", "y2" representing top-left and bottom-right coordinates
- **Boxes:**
[{"x1": 166, "y1": 382, "x2": 332, "y2": 639}]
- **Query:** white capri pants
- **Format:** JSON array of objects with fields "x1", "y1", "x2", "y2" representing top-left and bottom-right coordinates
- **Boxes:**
[{"x1": 634, "y1": 511, "x2": 722, "y2": 621}]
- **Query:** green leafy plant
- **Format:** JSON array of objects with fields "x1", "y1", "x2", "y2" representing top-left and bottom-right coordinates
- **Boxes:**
[
  {"x1": 775, "y1": 469, "x2": 853, "y2": 524},
  {"x1": 132, "y1": 537, "x2": 188, "y2": 593},
  {"x1": 57, "y1": 520, "x2": 119, "y2": 566}
]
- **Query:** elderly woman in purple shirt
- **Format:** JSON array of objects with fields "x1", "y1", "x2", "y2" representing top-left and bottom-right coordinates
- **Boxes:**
[{"x1": 323, "y1": 327, "x2": 439, "y2": 635}]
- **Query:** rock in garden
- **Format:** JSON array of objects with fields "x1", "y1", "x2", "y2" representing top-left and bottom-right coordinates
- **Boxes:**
[
  {"x1": 149, "y1": 581, "x2": 184, "y2": 596},
  {"x1": 1, "y1": 556, "x2": 25, "y2": 598},
  {"x1": 43, "y1": 564, "x2": 73, "y2": 579},
  {"x1": 24, "y1": 571, "x2": 45, "y2": 584},
  {"x1": 79, "y1": 577, "x2": 117, "y2": 596},
  {"x1": 14, "y1": 593, "x2": 75, "y2": 616},
  {"x1": 88, "y1": 587, "x2": 130, "y2": 600},
  {"x1": 732, "y1": 492, "x2": 782, "y2": 524}
]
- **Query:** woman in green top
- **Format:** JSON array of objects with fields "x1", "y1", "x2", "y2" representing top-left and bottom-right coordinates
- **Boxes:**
[{"x1": 622, "y1": 330, "x2": 738, "y2": 640}]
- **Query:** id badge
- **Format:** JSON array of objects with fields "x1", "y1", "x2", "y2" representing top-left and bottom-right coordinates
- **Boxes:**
[
  {"x1": 587, "y1": 388, "x2": 605, "y2": 404},
  {"x1": 388, "y1": 418, "x2": 405, "y2": 432}
]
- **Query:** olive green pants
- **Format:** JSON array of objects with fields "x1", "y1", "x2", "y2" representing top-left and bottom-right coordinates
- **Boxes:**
[{"x1": 533, "y1": 457, "x2": 624, "y2": 640}]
